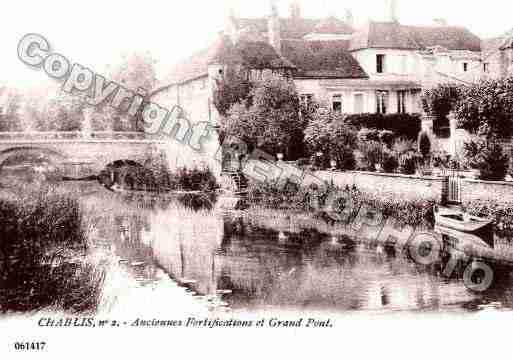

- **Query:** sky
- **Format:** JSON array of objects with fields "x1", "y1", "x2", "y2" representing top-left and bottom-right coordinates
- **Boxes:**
[{"x1": 1, "y1": 0, "x2": 512, "y2": 90}]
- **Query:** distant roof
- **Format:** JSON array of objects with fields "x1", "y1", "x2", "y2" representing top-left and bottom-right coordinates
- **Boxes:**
[
  {"x1": 236, "y1": 17, "x2": 353, "y2": 39},
  {"x1": 281, "y1": 40, "x2": 368, "y2": 79},
  {"x1": 350, "y1": 21, "x2": 481, "y2": 52},
  {"x1": 313, "y1": 17, "x2": 354, "y2": 35}
]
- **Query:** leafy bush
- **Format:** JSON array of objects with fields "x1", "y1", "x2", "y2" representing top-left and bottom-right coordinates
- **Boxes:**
[
  {"x1": 399, "y1": 151, "x2": 422, "y2": 175},
  {"x1": 247, "y1": 181, "x2": 435, "y2": 227},
  {"x1": 382, "y1": 150, "x2": 399, "y2": 173},
  {"x1": 393, "y1": 138, "x2": 416, "y2": 155},
  {"x1": 223, "y1": 74, "x2": 306, "y2": 157},
  {"x1": 345, "y1": 113, "x2": 421, "y2": 140},
  {"x1": 455, "y1": 77, "x2": 513, "y2": 138},
  {"x1": 213, "y1": 68, "x2": 254, "y2": 117},
  {"x1": 305, "y1": 110, "x2": 357, "y2": 170},
  {"x1": 379, "y1": 130, "x2": 396, "y2": 148},
  {"x1": 418, "y1": 131, "x2": 432, "y2": 159},
  {"x1": 421, "y1": 83, "x2": 461, "y2": 127},
  {"x1": 170, "y1": 167, "x2": 218, "y2": 192},
  {"x1": 356, "y1": 141, "x2": 385, "y2": 172},
  {"x1": 463, "y1": 136, "x2": 509, "y2": 180},
  {"x1": 432, "y1": 150, "x2": 451, "y2": 169},
  {"x1": 357, "y1": 128, "x2": 380, "y2": 142}
]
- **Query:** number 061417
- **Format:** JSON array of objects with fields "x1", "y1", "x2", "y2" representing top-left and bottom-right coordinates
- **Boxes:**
[{"x1": 13, "y1": 342, "x2": 46, "y2": 351}]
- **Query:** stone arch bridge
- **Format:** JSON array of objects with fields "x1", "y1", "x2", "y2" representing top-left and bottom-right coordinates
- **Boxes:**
[{"x1": 0, "y1": 132, "x2": 167, "y2": 183}]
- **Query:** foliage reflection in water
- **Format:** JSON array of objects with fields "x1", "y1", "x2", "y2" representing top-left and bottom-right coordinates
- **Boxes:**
[{"x1": 80, "y1": 183, "x2": 513, "y2": 314}]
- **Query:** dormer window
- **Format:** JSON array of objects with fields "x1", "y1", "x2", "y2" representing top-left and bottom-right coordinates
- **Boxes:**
[{"x1": 377, "y1": 54, "x2": 386, "y2": 73}]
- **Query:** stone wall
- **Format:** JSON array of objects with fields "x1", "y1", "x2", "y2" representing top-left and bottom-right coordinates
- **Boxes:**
[
  {"x1": 461, "y1": 179, "x2": 513, "y2": 204},
  {"x1": 316, "y1": 171, "x2": 442, "y2": 201},
  {"x1": 316, "y1": 170, "x2": 513, "y2": 204}
]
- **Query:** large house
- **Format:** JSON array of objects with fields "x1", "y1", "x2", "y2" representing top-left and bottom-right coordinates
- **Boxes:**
[{"x1": 150, "y1": 0, "x2": 512, "y2": 163}]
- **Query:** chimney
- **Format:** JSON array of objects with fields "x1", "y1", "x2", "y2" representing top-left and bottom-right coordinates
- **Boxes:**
[
  {"x1": 433, "y1": 18, "x2": 447, "y2": 26},
  {"x1": 268, "y1": 0, "x2": 282, "y2": 54},
  {"x1": 290, "y1": 0, "x2": 301, "y2": 19},
  {"x1": 344, "y1": 9, "x2": 354, "y2": 27},
  {"x1": 384, "y1": 0, "x2": 398, "y2": 22},
  {"x1": 224, "y1": 5, "x2": 239, "y2": 43}
]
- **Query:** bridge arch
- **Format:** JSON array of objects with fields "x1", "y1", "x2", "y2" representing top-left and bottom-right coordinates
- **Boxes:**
[
  {"x1": 0, "y1": 146, "x2": 68, "y2": 168},
  {"x1": 0, "y1": 147, "x2": 69, "y2": 186}
]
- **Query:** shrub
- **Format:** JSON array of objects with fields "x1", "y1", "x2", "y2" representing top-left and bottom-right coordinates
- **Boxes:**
[
  {"x1": 379, "y1": 130, "x2": 396, "y2": 148},
  {"x1": 399, "y1": 151, "x2": 421, "y2": 175},
  {"x1": 337, "y1": 147, "x2": 356, "y2": 171},
  {"x1": 356, "y1": 141, "x2": 385, "y2": 171},
  {"x1": 418, "y1": 131, "x2": 432, "y2": 159},
  {"x1": 382, "y1": 150, "x2": 399, "y2": 173},
  {"x1": 305, "y1": 110, "x2": 358, "y2": 169},
  {"x1": 170, "y1": 167, "x2": 218, "y2": 192},
  {"x1": 432, "y1": 150, "x2": 451, "y2": 169},
  {"x1": 357, "y1": 128, "x2": 380, "y2": 142},
  {"x1": 422, "y1": 84, "x2": 460, "y2": 115},
  {"x1": 345, "y1": 113, "x2": 421, "y2": 140},
  {"x1": 455, "y1": 77, "x2": 513, "y2": 138},
  {"x1": 478, "y1": 141, "x2": 508, "y2": 181},
  {"x1": 393, "y1": 138, "x2": 416, "y2": 155},
  {"x1": 463, "y1": 136, "x2": 509, "y2": 180},
  {"x1": 247, "y1": 182, "x2": 435, "y2": 227}
]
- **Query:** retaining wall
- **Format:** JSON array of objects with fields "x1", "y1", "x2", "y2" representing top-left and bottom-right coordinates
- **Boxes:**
[{"x1": 316, "y1": 171, "x2": 513, "y2": 204}]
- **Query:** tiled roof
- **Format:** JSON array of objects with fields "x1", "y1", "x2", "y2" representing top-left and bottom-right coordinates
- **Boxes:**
[
  {"x1": 163, "y1": 36, "x2": 295, "y2": 85},
  {"x1": 313, "y1": 16, "x2": 354, "y2": 35},
  {"x1": 407, "y1": 25, "x2": 482, "y2": 51},
  {"x1": 163, "y1": 36, "x2": 235, "y2": 85},
  {"x1": 234, "y1": 41, "x2": 296, "y2": 69},
  {"x1": 350, "y1": 21, "x2": 481, "y2": 52},
  {"x1": 281, "y1": 40, "x2": 368, "y2": 79}
]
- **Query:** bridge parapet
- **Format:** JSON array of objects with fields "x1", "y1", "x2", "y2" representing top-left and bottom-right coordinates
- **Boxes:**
[
  {"x1": 0, "y1": 131, "x2": 161, "y2": 141},
  {"x1": 0, "y1": 131, "x2": 170, "y2": 143}
]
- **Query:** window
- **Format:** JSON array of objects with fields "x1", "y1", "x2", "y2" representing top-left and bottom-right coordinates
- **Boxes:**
[
  {"x1": 398, "y1": 55, "x2": 408, "y2": 74},
  {"x1": 397, "y1": 90, "x2": 407, "y2": 114},
  {"x1": 463, "y1": 62, "x2": 469, "y2": 72},
  {"x1": 483, "y1": 62, "x2": 489, "y2": 73},
  {"x1": 354, "y1": 93, "x2": 364, "y2": 113},
  {"x1": 376, "y1": 91, "x2": 389, "y2": 114},
  {"x1": 377, "y1": 54, "x2": 386, "y2": 73},
  {"x1": 332, "y1": 94, "x2": 342, "y2": 113}
]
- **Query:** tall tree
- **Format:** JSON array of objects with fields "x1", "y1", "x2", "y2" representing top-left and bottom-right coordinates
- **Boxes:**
[{"x1": 222, "y1": 75, "x2": 307, "y2": 159}]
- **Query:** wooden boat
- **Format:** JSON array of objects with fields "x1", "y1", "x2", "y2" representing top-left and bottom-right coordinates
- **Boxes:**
[
  {"x1": 435, "y1": 224, "x2": 494, "y2": 254},
  {"x1": 435, "y1": 207, "x2": 493, "y2": 235}
]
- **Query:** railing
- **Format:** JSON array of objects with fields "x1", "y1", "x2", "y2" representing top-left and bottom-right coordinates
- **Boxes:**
[{"x1": 0, "y1": 131, "x2": 153, "y2": 141}]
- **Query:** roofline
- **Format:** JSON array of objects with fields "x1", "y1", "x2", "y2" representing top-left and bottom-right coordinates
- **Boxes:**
[
  {"x1": 350, "y1": 46, "x2": 481, "y2": 52},
  {"x1": 293, "y1": 75, "x2": 369, "y2": 80},
  {"x1": 149, "y1": 73, "x2": 209, "y2": 99}
]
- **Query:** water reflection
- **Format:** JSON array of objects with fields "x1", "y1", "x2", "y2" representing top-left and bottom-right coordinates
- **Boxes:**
[{"x1": 81, "y1": 185, "x2": 513, "y2": 314}]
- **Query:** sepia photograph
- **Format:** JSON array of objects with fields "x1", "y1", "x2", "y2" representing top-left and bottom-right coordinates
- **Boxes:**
[{"x1": 2, "y1": 0, "x2": 513, "y2": 357}]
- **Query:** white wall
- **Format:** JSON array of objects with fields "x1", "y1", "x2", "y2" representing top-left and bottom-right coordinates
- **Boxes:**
[{"x1": 150, "y1": 73, "x2": 221, "y2": 176}]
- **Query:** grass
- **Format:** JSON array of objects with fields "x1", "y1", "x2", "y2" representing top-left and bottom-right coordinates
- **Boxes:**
[
  {"x1": 0, "y1": 184, "x2": 105, "y2": 314},
  {"x1": 246, "y1": 181, "x2": 436, "y2": 228}
]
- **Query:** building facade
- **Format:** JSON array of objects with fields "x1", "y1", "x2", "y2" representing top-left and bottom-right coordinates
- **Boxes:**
[{"x1": 150, "y1": 0, "x2": 513, "y2": 163}]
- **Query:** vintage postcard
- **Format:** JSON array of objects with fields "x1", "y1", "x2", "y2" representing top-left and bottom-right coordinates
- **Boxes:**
[{"x1": 2, "y1": 0, "x2": 513, "y2": 357}]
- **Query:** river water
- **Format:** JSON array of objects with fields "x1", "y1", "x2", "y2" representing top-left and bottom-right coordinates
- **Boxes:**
[{"x1": 46, "y1": 181, "x2": 513, "y2": 315}]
